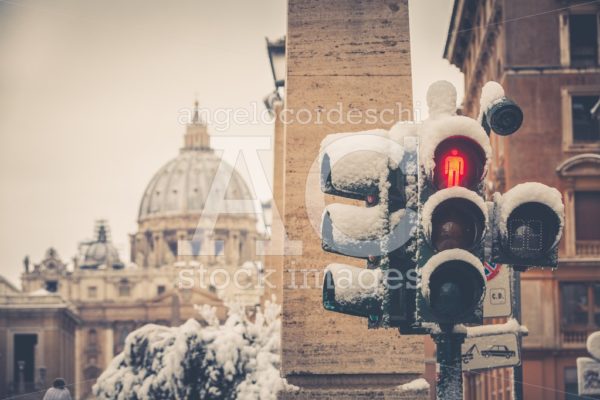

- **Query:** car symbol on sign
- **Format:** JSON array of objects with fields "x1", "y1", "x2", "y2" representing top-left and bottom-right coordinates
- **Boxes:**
[{"x1": 481, "y1": 345, "x2": 515, "y2": 359}]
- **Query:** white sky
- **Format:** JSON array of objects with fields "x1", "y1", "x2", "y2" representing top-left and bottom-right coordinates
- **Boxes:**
[{"x1": 0, "y1": 0, "x2": 462, "y2": 287}]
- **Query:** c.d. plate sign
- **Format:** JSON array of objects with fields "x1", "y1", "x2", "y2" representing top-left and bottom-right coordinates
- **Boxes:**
[{"x1": 483, "y1": 262, "x2": 512, "y2": 318}]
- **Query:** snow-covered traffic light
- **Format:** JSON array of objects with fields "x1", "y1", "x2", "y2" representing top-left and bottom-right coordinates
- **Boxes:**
[
  {"x1": 415, "y1": 81, "x2": 490, "y2": 326},
  {"x1": 319, "y1": 131, "x2": 411, "y2": 328},
  {"x1": 315, "y1": 79, "x2": 564, "y2": 400},
  {"x1": 492, "y1": 182, "x2": 564, "y2": 269}
]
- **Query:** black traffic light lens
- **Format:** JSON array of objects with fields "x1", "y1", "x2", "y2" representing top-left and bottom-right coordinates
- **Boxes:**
[
  {"x1": 486, "y1": 99, "x2": 523, "y2": 136},
  {"x1": 433, "y1": 137, "x2": 486, "y2": 190},
  {"x1": 506, "y1": 203, "x2": 561, "y2": 260},
  {"x1": 429, "y1": 261, "x2": 485, "y2": 319},
  {"x1": 430, "y1": 198, "x2": 485, "y2": 252}
]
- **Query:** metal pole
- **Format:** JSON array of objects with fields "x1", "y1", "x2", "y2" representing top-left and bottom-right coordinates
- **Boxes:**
[
  {"x1": 433, "y1": 327, "x2": 466, "y2": 400},
  {"x1": 513, "y1": 270, "x2": 524, "y2": 400}
]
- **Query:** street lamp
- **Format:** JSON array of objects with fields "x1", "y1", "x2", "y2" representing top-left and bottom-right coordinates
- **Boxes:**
[{"x1": 266, "y1": 37, "x2": 285, "y2": 88}]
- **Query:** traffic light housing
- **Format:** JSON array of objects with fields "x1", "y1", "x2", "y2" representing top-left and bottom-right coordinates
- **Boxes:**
[
  {"x1": 319, "y1": 131, "x2": 412, "y2": 328},
  {"x1": 415, "y1": 106, "x2": 492, "y2": 326},
  {"x1": 492, "y1": 182, "x2": 564, "y2": 268}
]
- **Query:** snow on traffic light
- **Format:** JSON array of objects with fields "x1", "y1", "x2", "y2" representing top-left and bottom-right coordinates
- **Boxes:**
[
  {"x1": 479, "y1": 81, "x2": 524, "y2": 136},
  {"x1": 319, "y1": 131, "x2": 413, "y2": 327},
  {"x1": 415, "y1": 81, "x2": 491, "y2": 326},
  {"x1": 317, "y1": 79, "x2": 564, "y2": 331},
  {"x1": 492, "y1": 182, "x2": 564, "y2": 269}
]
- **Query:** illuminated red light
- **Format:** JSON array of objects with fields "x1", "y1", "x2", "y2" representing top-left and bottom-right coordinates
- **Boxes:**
[
  {"x1": 443, "y1": 149, "x2": 465, "y2": 188},
  {"x1": 433, "y1": 137, "x2": 485, "y2": 190}
]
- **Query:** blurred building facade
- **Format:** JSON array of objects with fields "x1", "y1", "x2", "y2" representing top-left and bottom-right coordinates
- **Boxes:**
[
  {"x1": 445, "y1": 0, "x2": 600, "y2": 399},
  {"x1": 0, "y1": 109, "x2": 264, "y2": 399}
]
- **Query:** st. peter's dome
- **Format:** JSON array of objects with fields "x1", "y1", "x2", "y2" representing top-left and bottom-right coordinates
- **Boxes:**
[{"x1": 130, "y1": 103, "x2": 260, "y2": 268}]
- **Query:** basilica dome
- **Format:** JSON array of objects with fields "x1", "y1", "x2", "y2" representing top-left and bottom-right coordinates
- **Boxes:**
[
  {"x1": 138, "y1": 106, "x2": 256, "y2": 222},
  {"x1": 138, "y1": 150, "x2": 255, "y2": 221},
  {"x1": 131, "y1": 104, "x2": 260, "y2": 269},
  {"x1": 80, "y1": 222, "x2": 124, "y2": 269}
]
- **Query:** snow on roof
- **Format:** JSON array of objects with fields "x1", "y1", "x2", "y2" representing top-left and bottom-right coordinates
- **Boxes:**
[
  {"x1": 587, "y1": 331, "x2": 600, "y2": 360},
  {"x1": 397, "y1": 377, "x2": 430, "y2": 392},
  {"x1": 497, "y1": 182, "x2": 565, "y2": 237},
  {"x1": 478, "y1": 81, "x2": 505, "y2": 122},
  {"x1": 421, "y1": 186, "x2": 488, "y2": 240},
  {"x1": 320, "y1": 130, "x2": 404, "y2": 191},
  {"x1": 418, "y1": 116, "x2": 491, "y2": 176},
  {"x1": 325, "y1": 263, "x2": 382, "y2": 305},
  {"x1": 420, "y1": 249, "x2": 485, "y2": 300}
]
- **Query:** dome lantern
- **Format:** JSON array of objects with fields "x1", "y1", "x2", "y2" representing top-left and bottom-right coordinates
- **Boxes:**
[{"x1": 183, "y1": 100, "x2": 211, "y2": 151}]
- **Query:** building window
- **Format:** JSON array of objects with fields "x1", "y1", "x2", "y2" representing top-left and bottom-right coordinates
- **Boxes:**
[
  {"x1": 575, "y1": 192, "x2": 600, "y2": 241},
  {"x1": 569, "y1": 14, "x2": 598, "y2": 67},
  {"x1": 45, "y1": 281, "x2": 58, "y2": 292},
  {"x1": 157, "y1": 285, "x2": 165, "y2": 295},
  {"x1": 87, "y1": 286, "x2": 98, "y2": 299},
  {"x1": 564, "y1": 366, "x2": 586, "y2": 399},
  {"x1": 572, "y1": 96, "x2": 600, "y2": 142},
  {"x1": 215, "y1": 240, "x2": 224, "y2": 256},
  {"x1": 118, "y1": 280, "x2": 131, "y2": 297},
  {"x1": 561, "y1": 282, "x2": 600, "y2": 327}
]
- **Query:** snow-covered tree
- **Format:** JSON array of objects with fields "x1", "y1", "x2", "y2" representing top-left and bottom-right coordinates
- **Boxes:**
[{"x1": 93, "y1": 301, "x2": 285, "y2": 400}]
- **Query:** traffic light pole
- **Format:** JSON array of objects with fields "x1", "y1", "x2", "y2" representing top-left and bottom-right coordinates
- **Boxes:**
[
  {"x1": 513, "y1": 271, "x2": 524, "y2": 400},
  {"x1": 433, "y1": 326, "x2": 466, "y2": 400}
]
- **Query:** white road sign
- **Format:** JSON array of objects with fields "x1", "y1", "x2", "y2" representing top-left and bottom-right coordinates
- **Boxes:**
[
  {"x1": 483, "y1": 262, "x2": 512, "y2": 318},
  {"x1": 578, "y1": 357, "x2": 600, "y2": 395},
  {"x1": 461, "y1": 333, "x2": 520, "y2": 372}
]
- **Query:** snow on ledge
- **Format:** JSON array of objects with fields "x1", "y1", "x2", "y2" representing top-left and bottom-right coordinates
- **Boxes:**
[
  {"x1": 421, "y1": 186, "x2": 488, "y2": 240},
  {"x1": 454, "y1": 318, "x2": 529, "y2": 338},
  {"x1": 420, "y1": 249, "x2": 485, "y2": 300},
  {"x1": 498, "y1": 182, "x2": 565, "y2": 236},
  {"x1": 419, "y1": 116, "x2": 491, "y2": 176},
  {"x1": 397, "y1": 377, "x2": 430, "y2": 392}
]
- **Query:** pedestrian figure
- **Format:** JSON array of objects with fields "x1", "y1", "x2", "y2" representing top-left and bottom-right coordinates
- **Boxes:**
[{"x1": 42, "y1": 378, "x2": 72, "y2": 400}]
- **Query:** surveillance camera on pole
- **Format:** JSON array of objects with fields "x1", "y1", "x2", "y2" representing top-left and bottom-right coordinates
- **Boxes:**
[{"x1": 479, "y1": 81, "x2": 524, "y2": 136}]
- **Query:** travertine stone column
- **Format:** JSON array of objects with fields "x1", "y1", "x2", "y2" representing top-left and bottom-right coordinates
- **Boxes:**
[{"x1": 280, "y1": 0, "x2": 427, "y2": 398}]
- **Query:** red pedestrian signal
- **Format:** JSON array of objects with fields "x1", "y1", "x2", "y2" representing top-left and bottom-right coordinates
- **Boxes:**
[
  {"x1": 443, "y1": 149, "x2": 464, "y2": 187},
  {"x1": 433, "y1": 137, "x2": 486, "y2": 190}
]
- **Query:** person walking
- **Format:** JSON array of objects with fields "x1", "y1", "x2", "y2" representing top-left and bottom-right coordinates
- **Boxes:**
[{"x1": 42, "y1": 378, "x2": 72, "y2": 400}]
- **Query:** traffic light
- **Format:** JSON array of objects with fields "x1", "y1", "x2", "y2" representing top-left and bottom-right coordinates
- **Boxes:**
[
  {"x1": 319, "y1": 131, "x2": 412, "y2": 328},
  {"x1": 492, "y1": 182, "x2": 564, "y2": 269},
  {"x1": 415, "y1": 83, "x2": 492, "y2": 326}
]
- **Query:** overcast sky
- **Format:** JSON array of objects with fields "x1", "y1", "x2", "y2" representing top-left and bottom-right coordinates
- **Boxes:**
[{"x1": 0, "y1": 0, "x2": 462, "y2": 287}]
